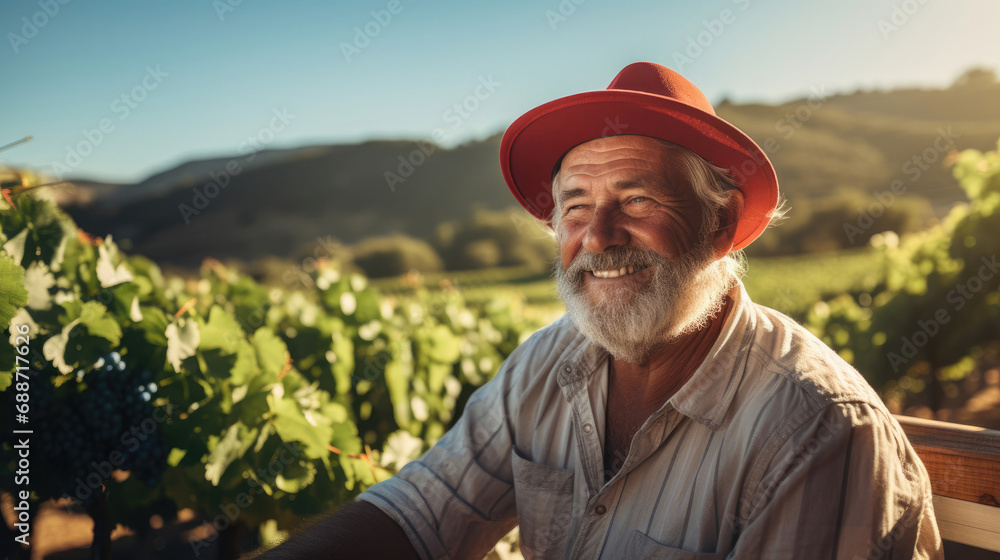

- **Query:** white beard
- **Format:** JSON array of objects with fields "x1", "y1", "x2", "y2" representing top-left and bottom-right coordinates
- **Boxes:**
[{"x1": 555, "y1": 242, "x2": 737, "y2": 365}]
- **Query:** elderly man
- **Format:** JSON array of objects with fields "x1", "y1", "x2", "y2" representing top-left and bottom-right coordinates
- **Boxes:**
[{"x1": 253, "y1": 63, "x2": 942, "y2": 559}]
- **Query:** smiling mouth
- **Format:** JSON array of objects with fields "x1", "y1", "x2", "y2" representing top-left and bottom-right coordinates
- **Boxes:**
[{"x1": 589, "y1": 264, "x2": 651, "y2": 279}]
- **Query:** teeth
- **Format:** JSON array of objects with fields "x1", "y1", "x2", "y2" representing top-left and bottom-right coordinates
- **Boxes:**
[{"x1": 591, "y1": 265, "x2": 639, "y2": 278}]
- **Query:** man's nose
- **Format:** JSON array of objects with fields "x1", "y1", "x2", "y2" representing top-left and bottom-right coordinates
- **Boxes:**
[{"x1": 581, "y1": 206, "x2": 629, "y2": 254}]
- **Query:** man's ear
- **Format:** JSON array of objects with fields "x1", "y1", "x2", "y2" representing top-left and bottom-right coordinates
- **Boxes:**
[{"x1": 711, "y1": 189, "x2": 745, "y2": 258}]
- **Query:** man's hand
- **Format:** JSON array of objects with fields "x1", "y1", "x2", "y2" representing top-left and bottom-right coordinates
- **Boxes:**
[{"x1": 242, "y1": 500, "x2": 419, "y2": 559}]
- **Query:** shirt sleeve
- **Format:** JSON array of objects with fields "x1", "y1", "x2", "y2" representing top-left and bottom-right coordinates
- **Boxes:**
[
  {"x1": 355, "y1": 354, "x2": 520, "y2": 560},
  {"x1": 729, "y1": 401, "x2": 944, "y2": 559}
]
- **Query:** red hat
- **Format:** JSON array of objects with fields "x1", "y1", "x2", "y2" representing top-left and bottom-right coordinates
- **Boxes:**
[{"x1": 499, "y1": 61, "x2": 779, "y2": 251}]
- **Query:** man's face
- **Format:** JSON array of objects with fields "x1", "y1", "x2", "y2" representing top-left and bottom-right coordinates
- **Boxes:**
[
  {"x1": 552, "y1": 135, "x2": 736, "y2": 363},
  {"x1": 553, "y1": 135, "x2": 706, "y2": 296}
]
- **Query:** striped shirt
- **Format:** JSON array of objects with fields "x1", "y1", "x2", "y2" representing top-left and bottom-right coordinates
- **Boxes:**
[{"x1": 357, "y1": 282, "x2": 943, "y2": 559}]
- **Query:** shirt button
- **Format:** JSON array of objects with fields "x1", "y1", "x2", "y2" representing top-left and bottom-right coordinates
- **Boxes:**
[
  {"x1": 583, "y1": 423, "x2": 593, "y2": 434},
  {"x1": 595, "y1": 505, "x2": 607, "y2": 515}
]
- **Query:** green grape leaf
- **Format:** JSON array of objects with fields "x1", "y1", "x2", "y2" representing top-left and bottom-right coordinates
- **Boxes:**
[
  {"x1": 168, "y1": 448, "x2": 188, "y2": 467},
  {"x1": 426, "y1": 324, "x2": 461, "y2": 363},
  {"x1": 427, "y1": 362, "x2": 451, "y2": 394},
  {"x1": 354, "y1": 290, "x2": 382, "y2": 323},
  {"x1": 319, "y1": 399, "x2": 349, "y2": 424},
  {"x1": 384, "y1": 357, "x2": 412, "y2": 428},
  {"x1": 274, "y1": 460, "x2": 317, "y2": 494},
  {"x1": 7, "y1": 309, "x2": 38, "y2": 344},
  {"x1": 236, "y1": 374, "x2": 271, "y2": 428},
  {"x1": 129, "y1": 296, "x2": 142, "y2": 322},
  {"x1": 338, "y1": 455, "x2": 362, "y2": 491},
  {"x1": 42, "y1": 318, "x2": 80, "y2": 374},
  {"x1": 205, "y1": 421, "x2": 258, "y2": 486},
  {"x1": 200, "y1": 306, "x2": 243, "y2": 355},
  {"x1": 77, "y1": 301, "x2": 122, "y2": 345},
  {"x1": 279, "y1": 367, "x2": 310, "y2": 402},
  {"x1": 268, "y1": 394, "x2": 334, "y2": 460},
  {"x1": 106, "y1": 281, "x2": 139, "y2": 319},
  {"x1": 252, "y1": 421, "x2": 274, "y2": 454},
  {"x1": 12, "y1": 197, "x2": 75, "y2": 268},
  {"x1": 58, "y1": 297, "x2": 83, "y2": 322},
  {"x1": 125, "y1": 255, "x2": 165, "y2": 295},
  {"x1": 328, "y1": 334, "x2": 354, "y2": 395},
  {"x1": 230, "y1": 340, "x2": 261, "y2": 386},
  {"x1": 96, "y1": 242, "x2": 134, "y2": 287},
  {"x1": 0, "y1": 371, "x2": 11, "y2": 391},
  {"x1": 166, "y1": 318, "x2": 200, "y2": 372},
  {"x1": 23, "y1": 261, "x2": 54, "y2": 311},
  {"x1": 380, "y1": 430, "x2": 425, "y2": 469},
  {"x1": 136, "y1": 306, "x2": 169, "y2": 346},
  {"x1": 199, "y1": 350, "x2": 238, "y2": 390},
  {"x1": 330, "y1": 420, "x2": 362, "y2": 457},
  {"x1": 345, "y1": 455, "x2": 380, "y2": 488},
  {"x1": 48, "y1": 228, "x2": 69, "y2": 272},
  {"x1": 5, "y1": 310, "x2": 37, "y2": 379},
  {"x1": 319, "y1": 454, "x2": 337, "y2": 485},
  {"x1": 252, "y1": 327, "x2": 288, "y2": 378},
  {"x1": 0, "y1": 253, "x2": 28, "y2": 331},
  {"x1": 54, "y1": 229, "x2": 86, "y2": 280},
  {"x1": 3, "y1": 229, "x2": 28, "y2": 265},
  {"x1": 229, "y1": 276, "x2": 271, "y2": 331}
]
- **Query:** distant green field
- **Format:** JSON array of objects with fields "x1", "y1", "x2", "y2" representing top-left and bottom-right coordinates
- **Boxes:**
[
  {"x1": 370, "y1": 265, "x2": 565, "y2": 325},
  {"x1": 743, "y1": 247, "x2": 885, "y2": 319},
  {"x1": 371, "y1": 247, "x2": 886, "y2": 326}
]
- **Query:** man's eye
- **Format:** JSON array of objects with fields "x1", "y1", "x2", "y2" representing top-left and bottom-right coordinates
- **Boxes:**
[{"x1": 629, "y1": 197, "x2": 650, "y2": 204}]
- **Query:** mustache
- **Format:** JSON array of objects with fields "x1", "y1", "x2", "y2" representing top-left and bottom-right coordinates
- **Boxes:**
[{"x1": 562, "y1": 246, "x2": 663, "y2": 278}]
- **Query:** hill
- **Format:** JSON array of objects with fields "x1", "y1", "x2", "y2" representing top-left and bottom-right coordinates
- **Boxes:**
[{"x1": 59, "y1": 76, "x2": 1000, "y2": 270}]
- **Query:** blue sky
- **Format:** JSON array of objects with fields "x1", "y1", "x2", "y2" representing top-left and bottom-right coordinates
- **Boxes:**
[{"x1": 1, "y1": 0, "x2": 998, "y2": 183}]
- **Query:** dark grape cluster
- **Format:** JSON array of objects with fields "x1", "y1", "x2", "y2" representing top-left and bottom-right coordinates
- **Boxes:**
[{"x1": 32, "y1": 352, "x2": 168, "y2": 503}]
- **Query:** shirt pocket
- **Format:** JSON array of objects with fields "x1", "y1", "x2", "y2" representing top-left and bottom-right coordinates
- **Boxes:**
[
  {"x1": 623, "y1": 529, "x2": 728, "y2": 560},
  {"x1": 511, "y1": 448, "x2": 575, "y2": 560}
]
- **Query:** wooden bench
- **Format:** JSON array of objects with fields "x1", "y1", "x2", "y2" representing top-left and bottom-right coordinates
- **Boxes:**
[{"x1": 895, "y1": 415, "x2": 1000, "y2": 552}]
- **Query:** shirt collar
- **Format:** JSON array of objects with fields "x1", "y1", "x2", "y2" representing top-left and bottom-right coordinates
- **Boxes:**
[
  {"x1": 557, "y1": 281, "x2": 758, "y2": 431},
  {"x1": 668, "y1": 282, "x2": 757, "y2": 431}
]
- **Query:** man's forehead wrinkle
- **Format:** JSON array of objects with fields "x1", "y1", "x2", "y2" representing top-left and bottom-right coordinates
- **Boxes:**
[
  {"x1": 562, "y1": 150, "x2": 669, "y2": 169},
  {"x1": 554, "y1": 138, "x2": 695, "y2": 200},
  {"x1": 567, "y1": 144, "x2": 659, "y2": 155},
  {"x1": 561, "y1": 159, "x2": 662, "y2": 174},
  {"x1": 557, "y1": 163, "x2": 662, "y2": 189},
  {"x1": 563, "y1": 137, "x2": 673, "y2": 158},
  {"x1": 556, "y1": 166, "x2": 690, "y2": 198},
  {"x1": 558, "y1": 173, "x2": 650, "y2": 191}
]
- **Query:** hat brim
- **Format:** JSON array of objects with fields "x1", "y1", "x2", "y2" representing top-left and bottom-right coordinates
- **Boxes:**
[{"x1": 499, "y1": 89, "x2": 779, "y2": 251}]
